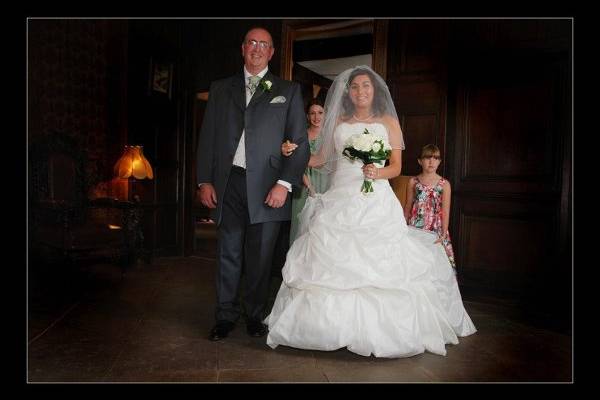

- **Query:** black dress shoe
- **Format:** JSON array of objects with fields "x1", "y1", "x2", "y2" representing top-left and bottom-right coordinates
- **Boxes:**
[
  {"x1": 209, "y1": 321, "x2": 235, "y2": 341},
  {"x1": 246, "y1": 320, "x2": 268, "y2": 337}
]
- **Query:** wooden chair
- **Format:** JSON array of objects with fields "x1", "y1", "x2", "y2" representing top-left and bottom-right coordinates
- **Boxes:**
[{"x1": 389, "y1": 175, "x2": 412, "y2": 210}]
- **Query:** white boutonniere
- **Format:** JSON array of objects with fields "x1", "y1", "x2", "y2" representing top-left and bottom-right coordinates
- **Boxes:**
[{"x1": 260, "y1": 80, "x2": 273, "y2": 92}]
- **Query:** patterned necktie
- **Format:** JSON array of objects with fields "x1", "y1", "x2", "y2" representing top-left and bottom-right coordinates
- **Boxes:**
[{"x1": 247, "y1": 75, "x2": 261, "y2": 96}]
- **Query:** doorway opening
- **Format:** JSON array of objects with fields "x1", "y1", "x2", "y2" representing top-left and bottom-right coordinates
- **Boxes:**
[{"x1": 281, "y1": 19, "x2": 388, "y2": 109}]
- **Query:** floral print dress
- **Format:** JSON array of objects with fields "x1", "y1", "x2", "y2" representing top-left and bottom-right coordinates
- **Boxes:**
[{"x1": 407, "y1": 177, "x2": 456, "y2": 268}]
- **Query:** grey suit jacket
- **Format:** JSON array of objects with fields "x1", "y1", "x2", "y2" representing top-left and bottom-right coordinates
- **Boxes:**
[{"x1": 196, "y1": 70, "x2": 310, "y2": 225}]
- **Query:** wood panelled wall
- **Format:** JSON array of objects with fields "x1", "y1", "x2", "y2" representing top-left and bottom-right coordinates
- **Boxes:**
[
  {"x1": 126, "y1": 20, "x2": 185, "y2": 258},
  {"x1": 61, "y1": 19, "x2": 568, "y2": 329},
  {"x1": 387, "y1": 19, "x2": 571, "y2": 328},
  {"x1": 386, "y1": 20, "x2": 449, "y2": 177},
  {"x1": 29, "y1": 20, "x2": 571, "y2": 329}
]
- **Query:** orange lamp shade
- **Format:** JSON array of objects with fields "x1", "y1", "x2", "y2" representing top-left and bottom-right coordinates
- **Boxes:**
[{"x1": 113, "y1": 145, "x2": 154, "y2": 180}]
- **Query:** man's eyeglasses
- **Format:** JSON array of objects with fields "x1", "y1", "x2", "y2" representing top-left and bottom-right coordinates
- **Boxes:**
[{"x1": 245, "y1": 39, "x2": 271, "y2": 50}]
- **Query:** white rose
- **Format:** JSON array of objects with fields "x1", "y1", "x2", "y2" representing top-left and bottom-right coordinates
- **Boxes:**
[
  {"x1": 347, "y1": 136, "x2": 356, "y2": 148},
  {"x1": 357, "y1": 136, "x2": 372, "y2": 151},
  {"x1": 372, "y1": 142, "x2": 382, "y2": 152},
  {"x1": 351, "y1": 135, "x2": 362, "y2": 148}
]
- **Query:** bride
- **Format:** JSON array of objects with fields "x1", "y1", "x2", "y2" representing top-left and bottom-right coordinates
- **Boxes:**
[{"x1": 265, "y1": 66, "x2": 476, "y2": 358}]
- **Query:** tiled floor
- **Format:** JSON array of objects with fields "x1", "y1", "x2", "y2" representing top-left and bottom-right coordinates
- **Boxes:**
[{"x1": 27, "y1": 257, "x2": 572, "y2": 383}]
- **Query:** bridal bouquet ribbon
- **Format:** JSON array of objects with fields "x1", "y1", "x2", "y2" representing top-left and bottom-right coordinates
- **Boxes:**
[{"x1": 342, "y1": 128, "x2": 392, "y2": 194}]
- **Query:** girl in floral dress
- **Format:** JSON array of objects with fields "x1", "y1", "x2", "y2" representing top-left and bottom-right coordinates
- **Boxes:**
[{"x1": 404, "y1": 144, "x2": 456, "y2": 269}]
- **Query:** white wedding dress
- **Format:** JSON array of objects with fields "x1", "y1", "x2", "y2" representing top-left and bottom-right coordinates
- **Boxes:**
[{"x1": 264, "y1": 122, "x2": 476, "y2": 358}]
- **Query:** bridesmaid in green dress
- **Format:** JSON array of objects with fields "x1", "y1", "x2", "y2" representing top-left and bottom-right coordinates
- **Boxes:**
[{"x1": 282, "y1": 99, "x2": 327, "y2": 244}]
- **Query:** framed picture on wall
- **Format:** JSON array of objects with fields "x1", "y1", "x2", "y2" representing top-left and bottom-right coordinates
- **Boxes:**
[{"x1": 148, "y1": 57, "x2": 173, "y2": 99}]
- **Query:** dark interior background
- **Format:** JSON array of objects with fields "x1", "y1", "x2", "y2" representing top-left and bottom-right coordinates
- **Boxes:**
[{"x1": 27, "y1": 18, "x2": 572, "y2": 333}]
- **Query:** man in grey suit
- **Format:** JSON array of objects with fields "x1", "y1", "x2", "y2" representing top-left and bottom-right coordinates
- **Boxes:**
[{"x1": 196, "y1": 27, "x2": 310, "y2": 341}]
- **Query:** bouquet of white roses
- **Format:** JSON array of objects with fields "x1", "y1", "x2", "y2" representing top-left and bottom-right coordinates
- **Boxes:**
[{"x1": 342, "y1": 128, "x2": 392, "y2": 193}]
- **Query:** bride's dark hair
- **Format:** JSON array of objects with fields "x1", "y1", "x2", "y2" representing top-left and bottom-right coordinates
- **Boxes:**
[{"x1": 341, "y1": 67, "x2": 387, "y2": 119}]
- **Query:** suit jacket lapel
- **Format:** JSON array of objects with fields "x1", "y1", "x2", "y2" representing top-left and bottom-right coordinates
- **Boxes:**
[
  {"x1": 247, "y1": 70, "x2": 275, "y2": 109},
  {"x1": 230, "y1": 72, "x2": 246, "y2": 111}
]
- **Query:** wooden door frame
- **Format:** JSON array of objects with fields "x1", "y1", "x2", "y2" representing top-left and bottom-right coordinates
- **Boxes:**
[{"x1": 280, "y1": 19, "x2": 388, "y2": 81}]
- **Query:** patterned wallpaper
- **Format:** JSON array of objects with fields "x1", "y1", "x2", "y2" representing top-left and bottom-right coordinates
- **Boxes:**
[{"x1": 29, "y1": 19, "x2": 110, "y2": 186}]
